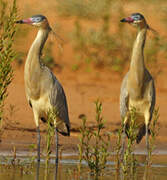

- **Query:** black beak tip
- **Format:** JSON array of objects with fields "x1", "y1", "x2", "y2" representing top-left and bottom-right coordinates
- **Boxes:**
[
  {"x1": 120, "y1": 18, "x2": 126, "y2": 23},
  {"x1": 15, "y1": 20, "x2": 23, "y2": 24}
]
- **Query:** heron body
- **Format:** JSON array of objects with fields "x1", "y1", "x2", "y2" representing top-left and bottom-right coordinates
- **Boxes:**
[
  {"x1": 16, "y1": 15, "x2": 70, "y2": 170},
  {"x1": 120, "y1": 13, "x2": 156, "y2": 156},
  {"x1": 25, "y1": 28, "x2": 70, "y2": 133}
]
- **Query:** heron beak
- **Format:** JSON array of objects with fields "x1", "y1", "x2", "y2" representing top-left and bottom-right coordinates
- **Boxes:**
[
  {"x1": 15, "y1": 20, "x2": 23, "y2": 24},
  {"x1": 120, "y1": 17, "x2": 134, "y2": 23},
  {"x1": 16, "y1": 18, "x2": 33, "y2": 24}
]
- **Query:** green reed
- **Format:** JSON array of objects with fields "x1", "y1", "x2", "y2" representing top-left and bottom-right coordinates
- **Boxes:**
[
  {"x1": 0, "y1": 0, "x2": 17, "y2": 126},
  {"x1": 78, "y1": 100, "x2": 111, "y2": 178}
]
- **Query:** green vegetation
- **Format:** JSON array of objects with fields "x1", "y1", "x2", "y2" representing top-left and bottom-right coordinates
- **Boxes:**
[
  {"x1": 77, "y1": 101, "x2": 159, "y2": 179},
  {"x1": 0, "y1": 0, "x2": 17, "y2": 126},
  {"x1": 78, "y1": 100, "x2": 111, "y2": 177},
  {"x1": 0, "y1": 100, "x2": 160, "y2": 179},
  {"x1": 55, "y1": 0, "x2": 164, "y2": 73},
  {"x1": 56, "y1": 0, "x2": 129, "y2": 71},
  {"x1": 120, "y1": 108, "x2": 138, "y2": 178},
  {"x1": 116, "y1": 108, "x2": 159, "y2": 179},
  {"x1": 148, "y1": 108, "x2": 160, "y2": 166},
  {"x1": 45, "y1": 108, "x2": 58, "y2": 160}
]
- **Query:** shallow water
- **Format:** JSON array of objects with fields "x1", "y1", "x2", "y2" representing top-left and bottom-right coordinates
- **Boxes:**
[{"x1": 0, "y1": 153, "x2": 167, "y2": 180}]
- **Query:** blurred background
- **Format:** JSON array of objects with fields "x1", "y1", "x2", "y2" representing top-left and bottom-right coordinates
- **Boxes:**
[
  {"x1": 2, "y1": 0, "x2": 167, "y2": 148},
  {"x1": 14, "y1": 0, "x2": 167, "y2": 73}
]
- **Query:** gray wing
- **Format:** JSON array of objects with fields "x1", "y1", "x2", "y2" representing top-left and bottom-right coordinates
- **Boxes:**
[
  {"x1": 49, "y1": 72, "x2": 70, "y2": 136},
  {"x1": 120, "y1": 73, "x2": 129, "y2": 119},
  {"x1": 145, "y1": 69, "x2": 156, "y2": 121},
  {"x1": 149, "y1": 78, "x2": 156, "y2": 121}
]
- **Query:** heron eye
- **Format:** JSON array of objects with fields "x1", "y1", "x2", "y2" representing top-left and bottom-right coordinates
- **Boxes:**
[
  {"x1": 32, "y1": 17, "x2": 41, "y2": 23},
  {"x1": 133, "y1": 15, "x2": 141, "y2": 21},
  {"x1": 36, "y1": 17, "x2": 41, "y2": 22}
]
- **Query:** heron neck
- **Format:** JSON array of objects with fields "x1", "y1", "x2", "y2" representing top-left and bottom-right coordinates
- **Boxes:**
[
  {"x1": 129, "y1": 28, "x2": 147, "y2": 86},
  {"x1": 26, "y1": 27, "x2": 51, "y2": 66}
]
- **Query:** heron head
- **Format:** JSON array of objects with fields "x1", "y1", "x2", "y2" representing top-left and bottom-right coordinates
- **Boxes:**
[
  {"x1": 16, "y1": 15, "x2": 49, "y2": 28},
  {"x1": 120, "y1": 13, "x2": 147, "y2": 29}
]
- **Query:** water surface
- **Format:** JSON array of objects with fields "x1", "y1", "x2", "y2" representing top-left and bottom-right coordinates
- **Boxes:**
[{"x1": 0, "y1": 152, "x2": 167, "y2": 180}]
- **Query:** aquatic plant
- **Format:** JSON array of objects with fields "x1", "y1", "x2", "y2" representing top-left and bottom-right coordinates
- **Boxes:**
[
  {"x1": 45, "y1": 108, "x2": 58, "y2": 160},
  {"x1": 121, "y1": 107, "x2": 138, "y2": 178},
  {"x1": 78, "y1": 100, "x2": 111, "y2": 177},
  {"x1": 148, "y1": 108, "x2": 160, "y2": 166},
  {"x1": 115, "y1": 120, "x2": 122, "y2": 173},
  {"x1": 0, "y1": 0, "x2": 17, "y2": 126},
  {"x1": 117, "y1": 107, "x2": 160, "y2": 178}
]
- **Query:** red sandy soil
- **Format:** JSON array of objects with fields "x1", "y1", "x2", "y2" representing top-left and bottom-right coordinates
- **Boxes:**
[{"x1": 1, "y1": 0, "x2": 167, "y2": 154}]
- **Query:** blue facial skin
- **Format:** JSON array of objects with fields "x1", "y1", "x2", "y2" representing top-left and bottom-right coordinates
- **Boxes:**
[
  {"x1": 31, "y1": 15, "x2": 46, "y2": 23},
  {"x1": 131, "y1": 13, "x2": 144, "y2": 21}
]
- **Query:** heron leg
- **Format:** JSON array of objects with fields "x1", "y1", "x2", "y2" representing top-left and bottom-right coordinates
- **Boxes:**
[
  {"x1": 37, "y1": 126, "x2": 41, "y2": 162},
  {"x1": 146, "y1": 124, "x2": 149, "y2": 162},
  {"x1": 36, "y1": 157, "x2": 40, "y2": 180},
  {"x1": 55, "y1": 128, "x2": 59, "y2": 180},
  {"x1": 145, "y1": 111, "x2": 150, "y2": 163},
  {"x1": 121, "y1": 116, "x2": 128, "y2": 161},
  {"x1": 121, "y1": 123, "x2": 126, "y2": 162},
  {"x1": 33, "y1": 110, "x2": 40, "y2": 162}
]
